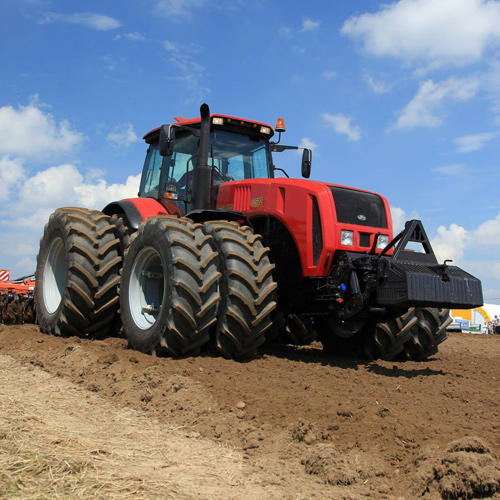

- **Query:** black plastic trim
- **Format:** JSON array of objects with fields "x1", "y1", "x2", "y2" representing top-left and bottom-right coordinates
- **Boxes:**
[
  {"x1": 186, "y1": 209, "x2": 250, "y2": 226},
  {"x1": 102, "y1": 200, "x2": 145, "y2": 229}
]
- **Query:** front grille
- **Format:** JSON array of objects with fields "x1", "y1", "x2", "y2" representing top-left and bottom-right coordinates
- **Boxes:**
[
  {"x1": 330, "y1": 186, "x2": 387, "y2": 228},
  {"x1": 359, "y1": 233, "x2": 371, "y2": 247}
]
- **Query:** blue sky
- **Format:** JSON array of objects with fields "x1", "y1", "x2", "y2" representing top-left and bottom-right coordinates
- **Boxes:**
[{"x1": 1, "y1": 0, "x2": 499, "y2": 303}]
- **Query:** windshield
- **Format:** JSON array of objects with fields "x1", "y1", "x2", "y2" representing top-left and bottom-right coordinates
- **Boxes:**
[
  {"x1": 160, "y1": 130, "x2": 272, "y2": 195},
  {"x1": 209, "y1": 130, "x2": 272, "y2": 181},
  {"x1": 139, "y1": 129, "x2": 272, "y2": 211}
]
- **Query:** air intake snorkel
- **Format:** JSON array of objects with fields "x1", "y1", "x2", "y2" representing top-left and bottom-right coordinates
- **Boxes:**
[{"x1": 191, "y1": 103, "x2": 212, "y2": 211}]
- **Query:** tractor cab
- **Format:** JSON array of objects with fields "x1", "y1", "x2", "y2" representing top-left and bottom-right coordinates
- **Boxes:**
[{"x1": 140, "y1": 114, "x2": 276, "y2": 214}]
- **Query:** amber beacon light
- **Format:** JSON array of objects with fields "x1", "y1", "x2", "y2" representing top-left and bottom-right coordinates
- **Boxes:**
[{"x1": 275, "y1": 117, "x2": 286, "y2": 132}]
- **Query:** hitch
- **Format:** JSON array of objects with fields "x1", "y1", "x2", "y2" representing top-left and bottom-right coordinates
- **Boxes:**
[{"x1": 430, "y1": 259, "x2": 453, "y2": 283}]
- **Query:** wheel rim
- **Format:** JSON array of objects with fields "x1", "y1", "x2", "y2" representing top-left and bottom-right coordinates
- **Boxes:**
[
  {"x1": 129, "y1": 247, "x2": 164, "y2": 330},
  {"x1": 43, "y1": 237, "x2": 67, "y2": 314}
]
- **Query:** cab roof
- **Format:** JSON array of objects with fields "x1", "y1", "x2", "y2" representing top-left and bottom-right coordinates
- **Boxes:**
[{"x1": 143, "y1": 113, "x2": 275, "y2": 143}]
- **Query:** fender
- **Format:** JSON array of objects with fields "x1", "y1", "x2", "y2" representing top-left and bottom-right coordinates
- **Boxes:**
[{"x1": 102, "y1": 198, "x2": 173, "y2": 229}]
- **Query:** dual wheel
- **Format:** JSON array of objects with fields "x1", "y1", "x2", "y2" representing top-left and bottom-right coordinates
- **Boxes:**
[{"x1": 119, "y1": 217, "x2": 277, "y2": 359}]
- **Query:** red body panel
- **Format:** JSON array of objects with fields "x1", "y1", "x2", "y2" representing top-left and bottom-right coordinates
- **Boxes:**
[
  {"x1": 216, "y1": 178, "x2": 394, "y2": 278},
  {"x1": 122, "y1": 197, "x2": 181, "y2": 219}
]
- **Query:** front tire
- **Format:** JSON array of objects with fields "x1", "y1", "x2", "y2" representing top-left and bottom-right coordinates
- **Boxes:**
[
  {"x1": 119, "y1": 216, "x2": 220, "y2": 356},
  {"x1": 34, "y1": 208, "x2": 122, "y2": 337},
  {"x1": 398, "y1": 308, "x2": 451, "y2": 361},
  {"x1": 315, "y1": 311, "x2": 416, "y2": 360}
]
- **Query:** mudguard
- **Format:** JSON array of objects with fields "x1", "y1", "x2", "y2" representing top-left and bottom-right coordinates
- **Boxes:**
[{"x1": 102, "y1": 198, "x2": 178, "y2": 228}]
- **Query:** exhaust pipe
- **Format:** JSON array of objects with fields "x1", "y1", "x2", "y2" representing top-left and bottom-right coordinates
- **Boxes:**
[{"x1": 192, "y1": 103, "x2": 212, "y2": 211}]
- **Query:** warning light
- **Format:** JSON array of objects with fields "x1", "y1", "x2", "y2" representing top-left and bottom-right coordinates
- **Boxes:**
[{"x1": 275, "y1": 118, "x2": 286, "y2": 132}]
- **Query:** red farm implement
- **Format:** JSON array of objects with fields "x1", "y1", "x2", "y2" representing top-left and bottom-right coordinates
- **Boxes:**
[{"x1": 0, "y1": 272, "x2": 36, "y2": 325}]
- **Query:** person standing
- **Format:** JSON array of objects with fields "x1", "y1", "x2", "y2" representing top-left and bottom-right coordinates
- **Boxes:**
[{"x1": 493, "y1": 315, "x2": 500, "y2": 335}]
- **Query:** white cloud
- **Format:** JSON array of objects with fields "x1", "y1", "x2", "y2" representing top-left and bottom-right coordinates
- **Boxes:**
[
  {"x1": 431, "y1": 213, "x2": 500, "y2": 269},
  {"x1": 365, "y1": 74, "x2": 393, "y2": 94},
  {"x1": 432, "y1": 163, "x2": 469, "y2": 176},
  {"x1": 13, "y1": 164, "x2": 140, "y2": 215},
  {"x1": 123, "y1": 32, "x2": 146, "y2": 41},
  {"x1": 432, "y1": 223, "x2": 472, "y2": 264},
  {"x1": 299, "y1": 138, "x2": 318, "y2": 151},
  {"x1": 40, "y1": 12, "x2": 122, "y2": 30},
  {"x1": 0, "y1": 156, "x2": 25, "y2": 202},
  {"x1": 323, "y1": 113, "x2": 361, "y2": 141},
  {"x1": 454, "y1": 131, "x2": 498, "y2": 152},
  {"x1": 106, "y1": 123, "x2": 140, "y2": 148},
  {"x1": 163, "y1": 40, "x2": 177, "y2": 52},
  {"x1": 74, "y1": 174, "x2": 141, "y2": 209},
  {"x1": 341, "y1": 0, "x2": 500, "y2": 69},
  {"x1": 390, "y1": 206, "x2": 408, "y2": 234},
  {"x1": 0, "y1": 97, "x2": 84, "y2": 161},
  {"x1": 163, "y1": 41, "x2": 210, "y2": 104},
  {"x1": 301, "y1": 19, "x2": 320, "y2": 32},
  {"x1": 474, "y1": 213, "x2": 500, "y2": 246},
  {"x1": 155, "y1": 0, "x2": 207, "y2": 19},
  {"x1": 393, "y1": 77, "x2": 479, "y2": 129},
  {"x1": 279, "y1": 27, "x2": 292, "y2": 39}
]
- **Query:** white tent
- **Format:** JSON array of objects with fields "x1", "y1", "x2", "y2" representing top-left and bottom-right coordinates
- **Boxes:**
[{"x1": 451, "y1": 303, "x2": 500, "y2": 332}]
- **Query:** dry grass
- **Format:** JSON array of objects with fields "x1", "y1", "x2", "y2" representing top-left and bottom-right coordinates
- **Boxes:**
[{"x1": 0, "y1": 355, "x2": 270, "y2": 500}]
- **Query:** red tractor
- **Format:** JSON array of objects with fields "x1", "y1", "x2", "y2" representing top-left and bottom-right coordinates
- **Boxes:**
[{"x1": 34, "y1": 104, "x2": 483, "y2": 360}]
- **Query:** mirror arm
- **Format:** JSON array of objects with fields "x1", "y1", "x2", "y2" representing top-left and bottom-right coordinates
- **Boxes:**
[
  {"x1": 273, "y1": 167, "x2": 290, "y2": 178},
  {"x1": 270, "y1": 144, "x2": 299, "y2": 153}
]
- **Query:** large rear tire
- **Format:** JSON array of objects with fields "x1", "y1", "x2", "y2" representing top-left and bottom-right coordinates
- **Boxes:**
[
  {"x1": 119, "y1": 216, "x2": 220, "y2": 356},
  {"x1": 203, "y1": 221, "x2": 278, "y2": 360},
  {"x1": 315, "y1": 311, "x2": 416, "y2": 360},
  {"x1": 34, "y1": 208, "x2": 122, "y2": 337},
  {"x1": 398, "y1": 308, "x2": 451, "y2": 361}
]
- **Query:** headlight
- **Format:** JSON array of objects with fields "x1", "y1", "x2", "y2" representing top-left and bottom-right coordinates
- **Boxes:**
[
  {"x1": 341, "y1": 230, "x2": 353, "y2": 246},
  {"x1": 377, "y1": 234, "x2": 389, "y2": 250}
]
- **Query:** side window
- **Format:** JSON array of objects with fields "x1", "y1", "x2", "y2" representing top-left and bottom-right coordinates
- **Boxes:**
[
  {"x1": 139, "y1": 146, "x2": 163, "y2": 197},
  {"x1": 162, "y1": 134, "x2": 199, "y2": 195},
  {"x1": 251, "y1": 146, "x2": 269, "y2": 178},
  {"x1": 227, "y1": 155, "x2": 245, "y2": 181}
]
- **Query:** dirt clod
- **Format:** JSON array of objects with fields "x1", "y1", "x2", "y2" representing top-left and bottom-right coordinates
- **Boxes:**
[
  {"x1": 413, "y1": 437, "x2": 500, "y2": 499},
  {"x1": 302, "y1": 443, "x2": 386, "y2": 486}
]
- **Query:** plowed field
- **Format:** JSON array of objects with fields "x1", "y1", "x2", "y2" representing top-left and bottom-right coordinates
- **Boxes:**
[{"x1": 1, "y1": 325, "x2": 499, "y2": 499}]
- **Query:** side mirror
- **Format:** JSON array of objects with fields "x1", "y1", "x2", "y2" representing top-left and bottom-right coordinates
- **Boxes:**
[
  {"x1": 301, "y1": 148, "x2": 312, "y2": 178},
  {"x1": 159, "y1": 125, "x2": 176, "y2": 156}
]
